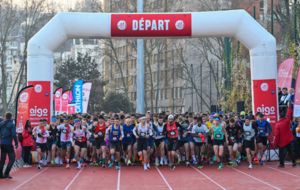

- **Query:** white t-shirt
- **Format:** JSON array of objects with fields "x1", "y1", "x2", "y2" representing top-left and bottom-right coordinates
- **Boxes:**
[
  {"x1": 57, "y1": 124, "x2": 73, "y2": 142},
  {"x1": 34, "y1": 127, "x2": 49, "y2": 144}
]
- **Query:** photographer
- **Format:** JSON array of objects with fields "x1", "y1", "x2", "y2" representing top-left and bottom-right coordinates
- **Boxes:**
[{"x1": 0, "y1": 112, "x2": 18, "y2": 179}]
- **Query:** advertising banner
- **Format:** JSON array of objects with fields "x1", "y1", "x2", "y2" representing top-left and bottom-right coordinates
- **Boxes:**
[
  {"x1": 293, "y1": 66, "x2": 300, "y2": 117},
  {"x1": 277, "y1": 58, "x2": 294, "y2": 89},
  {"x1": 15, "y1": 86, "x2": 33, "y2": 133},
  {"x1": 28, "y1": 81, "x2": 51, "y2": 127},
  {"x1": 82, "y1": 82, "x2": 92, "y2": 113},
  {"x1": 68, "y1": 104, "x2": 75, "y2": 114},
  {"x1": 253, "y1": 79, "x2": 278, "y2": 149},
  {"x1": 111, "y1": 13, "x2": 192, "y2": 37},
  {"x1": 72, "y1": 80, "x2": 83, "y2": 113},
  {"x1": 61, "y1": 91, "x2": 69, "y2": 113},
  {"x1": 54, "y1": 88, "x2": 62, "y2": 115}
]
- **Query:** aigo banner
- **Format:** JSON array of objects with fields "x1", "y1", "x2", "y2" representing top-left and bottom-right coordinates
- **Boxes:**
[
  {"x1": 72, "y1": 80, "x2": 83, "y2": 113},
  {"x1": 293, "y1": 66, "x2": 300, "y2": 117},
  {"x1": 28, "y1": 81, "x2": 51, "y2": 127},
  {"x1": 54, "y1": 88, "x2": 62, "y2": 115},
  {"x1": 253, "y1": 79, "x2": 278, "y2": 148},
  {"x1": 61, "y1": 90, "x2": 69, "y2": 113},
  {"x1": 277, "y1": 58, "x2": 294, "y2": 89},
  {"x1": 82, "y1": 82, "x2": 92, "y2": 113},
  {"x1": 68, "y1": 104, "x2": 75, "y2": 114},
  {"x1": 15, "y1": 86, "x2": 33, "y2": 133},
  {"x1": 111, "y1": 13, "x2": 191, "y2": 37}
]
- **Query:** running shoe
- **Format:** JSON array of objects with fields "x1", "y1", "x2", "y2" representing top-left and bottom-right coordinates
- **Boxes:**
[
  {"x1": 108, "y1": 163, "x2": 113, "y2": 168},
  {"x1": 147, "y1": 163, "x2": 150, "y2": 169},
  {"x1": 261, "y1": 159, "x2": 265, "y2": 165},
  {"x1": 218, "y1": 163, "x2": 223, "y2": 170},
  {"x1": 262, "y1": 156, "x2": 266, "y2": 161},
  {"x1": 132, "y1": 162, "x2": 136, "y2": 166},
  {"x1": 238, "y1": 153, "x2": 241, "y2": 160},
  {"x1": 292, "y1": 163, "x2": 297, "y2": 167},
  {"x1": 139, "y1": 156, "x2": 143, "y2": 161},
  {"x1": 37, "y1": 164, "x2": 42, "y2": 169},
  {"x1": 83, "y1": 162, "x2": 87, "y2": 167},
  {"x1": 296, "y1": 159, "x2": 300, "y2": 164},
  {"x1": 144, "y1": 165, "x2": 148, "y2": 171},
  {"x1": 51, "y1": 161, "x2": 55, "y2": 166},
  {"x1": 278, "y1": 164, "x2": 285, "y2": 168},
  {"x1": 213, "y1": 156, "x2": 217, "y2": 162},
  {"x1": 177, "y1": 157, "x2": 181, "y2": 165},
  {"x1": 155, "y1": 162, "x2": 159, "y2": 166},
  {"x1": 127, "y1": 160, "x2": 131, "y2": 166},
  {"x1": 198, "y1": 164, "x2": 203, "y2": 169},
  {"x1": 254, "y1": 157, "x2": 259, "y2": 164},
  {"x1": 102, "y1": 163, "x2": 106, "y2": 168},
  {"x1": 77, "y1": 165, "x2": 81, "y2": 170},
  {"x1": 60, "y1": 159, "x2": 63, "y2": 165},
  {"x1": 209, "y1": 159, "x2": 213, "y2": 165},
  {"x1": 66, "y1": 164, "x2": 70, "y2": 169},
  {"x1": 116, "y1": 165, "x2": 120, "y2": 170},
  {"x1": 192, "y1": 160, "x2": 197, "y2": 166},
  {"x1": 228, "y1": 161, "x2": 232, "y2": 165},
  {"x1": 125, "y1": 158, "x2": 128, "y2": 164},
  {"x1": 94, "y1": 162, "x2": 99, "y2": 166},
  {"x1": 248, "y1": 164, "x2": 253, "y2": 169},
  {"x1": 160, "y1": 161, "x2": 163, "y2": 166},
  {"x1": 186, "y1": 161, "x2": 190, "y2": 166},
  {"x1": 234, "y1": 160, "x2": 238, "y2": 166},
  {"x1": 170, "y1": 165, "x2": 175, "y2": 170},
  {"x1": 90, "y1": 162, "x2": 94, "y2": 165},
  {"x1": 231, "y1": 163, "x2": 236, "y2": 168}
]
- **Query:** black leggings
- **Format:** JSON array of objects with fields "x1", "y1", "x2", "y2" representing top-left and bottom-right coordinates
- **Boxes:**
[
  {"x1": 295, "y1": 138, "x2": 300, "y2": 159},
  {"x1": 0, "y1": 144, "x2": 15, "y2": 176},
  {"x1": 23, "y1": 146, "x2": 32, "y2": 164}
]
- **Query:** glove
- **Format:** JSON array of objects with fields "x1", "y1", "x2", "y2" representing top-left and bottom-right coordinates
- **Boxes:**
[
  {"x1": 38, "y1": 133, "x2": 43, "y2": 138},
  {"x1": 199, "y1": 135, "x2": 205, "y2": 142}
]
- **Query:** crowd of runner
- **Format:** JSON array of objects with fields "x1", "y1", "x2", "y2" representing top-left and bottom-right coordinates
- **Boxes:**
[{"x1": 23, "y1": 109, "x2": 300, "y2": 171}]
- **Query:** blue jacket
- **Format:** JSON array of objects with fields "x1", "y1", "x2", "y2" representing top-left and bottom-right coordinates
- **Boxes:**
[{"x1": 0, "y1": 119, "x2": 18, "y2": 145}]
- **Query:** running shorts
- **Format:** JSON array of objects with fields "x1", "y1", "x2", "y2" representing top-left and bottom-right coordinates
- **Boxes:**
[
  {"x1": 60, "y1": 141, "x2": 72, "y2": 151},
  {"x1": 194, "y1": 142, "x2": 205, "y2": 147},
  {"x1": 167, "y1": 138, "x2": 178, "y2": 151},
  {"x1": 147, "y1": 139, "x2": 155, "y2": 149},
  {"x1": 213, "y1": 139, "x2": 224, "y2": 146},
  {"x1": 109, "y1": 141, "x2": 121, "y2": 152},
  {"x1": 122, "y1": 141, "x2": 133, "y2": 151},
  {"x1": 154, "y1": 138, "x2": 164, "y2": 147},
  {"x1": 177, "y1": 140, "x2": 188, "y2": 148},
  {"x1": 257, "y1": 136, "x2": 268, "y2": 146},
  {"x1": 207, "y1": 136, "x2": 213, "y2": 145},
  {"x1": 36, "y1": 143, "x2": 47, "y2": 153},
  {"x1": 75, "y1": 140, "x2": 87, "y2": 148},
  {"x1": 46, "y1": 141, "x2": 57, "y2": 151},
  {"x1": 137, "y1": 139, "x2": 148, "y2": 152},
  {"x1": 244, "y1": 140, "x2": 255, "y2": 151},
  {"x1": 95, "y1": 138, "x2": 106, "y2": 149}
]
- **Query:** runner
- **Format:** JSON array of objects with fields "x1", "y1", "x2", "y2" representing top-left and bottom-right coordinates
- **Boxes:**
[
  {"x1": 226, "y1": 118, "x2": 239, "y2": 168},
  {"x1": 146, "y1": 114, "x2": 158, "y2": 169},
  {"x1": 177, "y1": 120, "x2": 190, "y2": 166},
  {"x1": 33, "y1": 120, "x2": 50, "y2": 169},
  {"x1": 206, "y1": 115, "x2": 214, "y2": 165},
  {"x1": 122, "y1": 118, "x2": 135, "y2": 166},
  {"x1": 210, "y1": 117, "x2": 228, "y2": 170},
  {"x1": 188, "y1": 116, "x2": 197, "y2": 166},
  {"x1": 88, "y1": 117, "x2": 98, "y2": 165},
  {"x1": 94, "y1": 115, "x2": 108, "y2": 167},
  {"x1": 162, "y1": 115, "x2": 185, "y2": 170},
  {"x1": 192, "y1": 117, "x2": 209, "y2": 169},
  {"x1": 256, "y1": 113, "x2": 272, "y2": 165},
  {"x1": 105, "y1": 116, "x2": 124, "y2": 170},
  {"x1": 242, "y1": 116, "x2": 258, "y2": 169},
  {"x1": 57, "y1": 118, "x2": 73, "y2": 169},
  {"x1": 154, "y1": 116, "x2": 166, "y2": 166},
  {"x1": 130, "y1": 114, "x2": 138, "y2": 166},
  {"x1": 133, "y1": 116, "x2": 152, "y2": 170},
  {"x1": 72, "y1": 120, "x2": 88, "y2": 169},
  {"x1": 46, "y1": 118, "x2": 58, "y2": 166}
]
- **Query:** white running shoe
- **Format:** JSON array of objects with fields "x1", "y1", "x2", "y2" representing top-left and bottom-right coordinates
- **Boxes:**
[
  {"x1": 23, "y1": 164, "x2": 29, "y2": 168},
  {"x1": 248, "y1": 164, "x2": 252, "y2": 169},
  {"x1": 60, "y1": 158, "x2": 63, "y2": 165},
  {"x1": 144, "y1": 165, "x2": 148, "y2": 171},
  {"x1": 147, "y1": 163, "x2": 150, "y2": 169}
]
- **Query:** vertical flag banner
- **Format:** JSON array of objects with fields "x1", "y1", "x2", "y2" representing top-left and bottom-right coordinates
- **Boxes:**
[
  {"x1": 277, "y1": 58, "x2": 294, "y2": 89},
  {"x1": 69, "y1": 90, "x2": 73, "y2": 104},
  {"x1": 72, "y1": 80, "x2": 83, "y2": 113},
  {"x1": 28, "y1": 81, "x2": 51, "y2": 127},
  {"x1": 61, "y1": 91, "x2": 69, "y2": 113},
  {"x1": 293, "y1": 66, "x2": 300, "y2": 116},
  {"x1": 15, "y1": 86, "x2": 33, "y2": 133},
  {"x1": 253, "y1": 79, "x2": 278, "y2": 149},
  {"x1": 54, "y1": 88, "x2": 62, "y2": 115},
  {"x1": 68, "y1": 104, "x2": 76, "y2": 114},
  {"x1": 82, "y1": 82, "x2": 92, "y2": 113}
]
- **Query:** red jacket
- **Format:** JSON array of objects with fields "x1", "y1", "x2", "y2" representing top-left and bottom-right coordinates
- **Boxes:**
[
  {"x1": 21, "y1": 127, "x2": 34, "y2": 147},
  {"x1": 274, "y1": 106, "x2": 294, "y2": 148}
]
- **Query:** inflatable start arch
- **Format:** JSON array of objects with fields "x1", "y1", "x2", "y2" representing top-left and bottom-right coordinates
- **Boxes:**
[{"x1": 27, "y1": 10, "x2": 278, "y2": 130}]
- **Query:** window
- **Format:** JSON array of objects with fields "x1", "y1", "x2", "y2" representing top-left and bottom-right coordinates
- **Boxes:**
[
  {"x1": 162, "y1": 89, "x2": 165, "y2": 99},
  {"x1": 159, "y1": 108, "x2": 161, "y2": 113},
  {"x1": 178, "y1": 87, "x2": 181, "y2": 98},
  {"x1": 173, "y1": 88, "x2": 176, "y2": 98},
  {"x1": 158, "y1": 90, "x2": 161, "y2": 99},
  {"x1": 165, "y1": 88, "x2": 168, "y2": 99},
  {"x1": 154, "y1": 90, "x2": 157, "y2": 99},
  {"x1": 12, "y1": 41, "x2": 18, "y2": 47},
  {"x1": 68, "y1": 55, "x2": 71, "y2": 60}
]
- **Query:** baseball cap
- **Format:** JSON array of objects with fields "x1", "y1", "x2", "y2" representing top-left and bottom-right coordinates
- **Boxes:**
[
  {"x1": 240, "y1": 111, "x2": 245, "y2": 116},
  {"x1": 168, "y1": 115, "x2": 174, "y2": 119},
  {"x1": 214, "y1": 118, "x2": 220, "y2": 121}
]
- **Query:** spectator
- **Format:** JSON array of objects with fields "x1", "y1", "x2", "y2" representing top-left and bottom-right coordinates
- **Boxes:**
[
  {"x1": 289, "y1": 88, "x2": 295, "y2": 109},
  {"x1": 21, "y1": 120, "x2": 34, "y2": 167},
  {"x1": 278, "y1": 87, "x2": 282, "y2": 103},
  {"x1": 274, "y1": 102, "x2": 296, "y2": 167},
  {"x1": 0, "y1": 112, "x2": 18, "y2": 179},
  {"x1": 291, "y1": 117, "x2": 300, "y2": 163},
  {"x1": 279, "y1": 87, "x2": 289, "y2": 116}
]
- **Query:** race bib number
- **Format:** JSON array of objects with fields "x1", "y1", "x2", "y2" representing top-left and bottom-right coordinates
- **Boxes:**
[
  {"x1": 158, "y1": 132, "x2": 163, "y2": 136},
  {"x1": 230, "y1": 136, "x2": 234, "y2": 140},
  {"x1": 259, "y1": 129, "x2": 264, "y2": 134},
  {"x1": 126, "y1": 133, "x2": 131, "y2": 138},
  {"x1": 77, "y1": 136, "x2": 83, "y2": 141},
  {"x1": 215, "y1": 134, "x2": 221, "y2": 138},
  {"x1": 170, "y1": 131, "x2": 176, "y2": 136},
  {"x1": 62, "y1": 129, "x2": 68, "y2": 134},
  {"x1": 197, "y1": 132, "x2": 202, "y2": 136},
  {"x1": 245, "y1": 131, "x2": 251, "y2": 136},
  {"x1": 140, "y1": 132, "x2": 146, "y2": 137},
  {"x1": 56, "y1": 133, "x2": 59, "y2": 137},
  {"x1": 112, "y1": 137, "x2": 118, "y2": 141},
  {"x1": 98, "y1": 132, "x2": 103, "y2": 136}
]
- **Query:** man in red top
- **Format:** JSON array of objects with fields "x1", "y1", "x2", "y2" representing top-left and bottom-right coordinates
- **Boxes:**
[{"x1": 275, "y1": 102, "x2": 296, "y2": 167}]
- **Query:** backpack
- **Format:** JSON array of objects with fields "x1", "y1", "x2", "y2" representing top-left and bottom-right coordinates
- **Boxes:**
[
  {"x1": 18, "y1": 133, "x2": 23, "y2": 142},
  {"x1": 0, "y1": 121, "x2": 12, "y2": 140}
]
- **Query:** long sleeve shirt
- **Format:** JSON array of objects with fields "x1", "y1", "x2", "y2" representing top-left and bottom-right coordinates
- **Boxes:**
[{"x1": 0, "y1": 119, "x2": 18, "y2": 145}]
